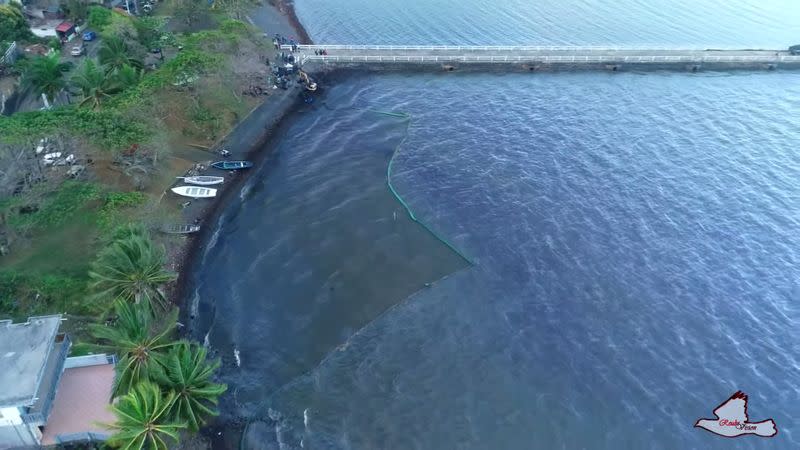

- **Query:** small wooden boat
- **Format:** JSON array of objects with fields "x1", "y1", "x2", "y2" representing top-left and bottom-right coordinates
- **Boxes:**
[
  {"x1": 161, "y1": 224, "x2": 201, "y2": 234},
  {"x1": 177, "y1": 176, "x2": 225, "y2": 186},
  {"x1": 211, "y1": 160, "x2": 253, "y2": 170},
  {"x1": 171, "y1": 186, "x2": 217, "y2": 198}
]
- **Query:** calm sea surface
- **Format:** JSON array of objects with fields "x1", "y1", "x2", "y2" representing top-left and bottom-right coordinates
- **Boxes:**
[{"x1": 189, "y1": 1, "x2": 800, "y2": 448}]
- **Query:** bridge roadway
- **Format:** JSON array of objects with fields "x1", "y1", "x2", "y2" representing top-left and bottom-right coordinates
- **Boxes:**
[{"x1": 281, "y1": 45, "x2": 800, "y2": 67}]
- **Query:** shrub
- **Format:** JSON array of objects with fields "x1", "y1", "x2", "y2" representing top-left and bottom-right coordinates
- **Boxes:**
[
  {"x1": 0, "y1": 3, "x2": 32, "y2": 42},
  {"x1": 0, "y1": 107, "x2": 150, "y2": 150},
  {"x1": 0, "y1": 271, "x2": 92, "y2": 318},
  {"x1": 9, "y1": 181, "x2": 99, "y2": 232},
  {"x1": 97, "y1": 191, "x2": 147, "y2": 230},
  {"x1": 88, "y1": 6, "x2": 112, "y2": 30}
]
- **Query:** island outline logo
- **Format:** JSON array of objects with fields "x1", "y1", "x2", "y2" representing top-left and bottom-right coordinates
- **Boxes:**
[{"x1": 694, "y1": 391, "x2": 778, "y2": 438}]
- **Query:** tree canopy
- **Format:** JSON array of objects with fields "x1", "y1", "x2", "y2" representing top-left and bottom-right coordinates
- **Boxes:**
[
  {"x1": 0, "y1": 3, "x2": 33, "y2": 43},
  {"x1": 107, "y1": 381, "x2": 185, "y2": 450},
  {"x1": 87, "y1": 5, "x2": 112, "y2": 30},
  {"x1": 88, "y1": 224, "x2": 175, "y2": 309},
  {"x1": 154, "y1": 342, "x2": 227, "y2": 432},
  {"x1": 21, "y1": 54, "x2": 72, "y2": 103}
]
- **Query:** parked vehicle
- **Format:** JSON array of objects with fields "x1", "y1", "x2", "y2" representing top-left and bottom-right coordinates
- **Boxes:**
[
  {"x1": 70, "y1": 44, "x2": 85, "y2": 56},
  {"x1": 176, "y1": 176, "x2": 225, "y2": 186},
  {"x1": 170, "y1": 186, "x2": 217, "y2": 198},
  {"x1": 211, "y1": 161, "x2": 253, "y2": 170},
  {"x1": 82, "y1": 31, "x2": 96, "y2": 41}
]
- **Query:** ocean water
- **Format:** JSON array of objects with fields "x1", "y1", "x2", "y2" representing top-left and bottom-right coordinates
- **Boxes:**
[{"x1": 189, "y1": 1, "x2": 800, "y2": 449}]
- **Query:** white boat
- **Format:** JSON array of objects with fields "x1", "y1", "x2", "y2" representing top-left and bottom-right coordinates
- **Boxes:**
[
  {"x1": 161, "y1": 224, "x2": 201, "y2": 234},
  {"x1": 177, "y1": 176, "x2": 225, "y2": 186},
  {"x1": 171, "y1": 186, "x2": 217, "y2": 198}
]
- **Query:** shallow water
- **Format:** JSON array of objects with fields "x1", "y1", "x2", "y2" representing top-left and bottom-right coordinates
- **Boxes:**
[{"x1": 189, "y1": 1, "x2": 800, "y2": 448}]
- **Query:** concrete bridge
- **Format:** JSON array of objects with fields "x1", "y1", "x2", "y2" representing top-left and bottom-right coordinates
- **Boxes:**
[{"x1": 282, "y1": 45, "x2": 800, "y2": 71}]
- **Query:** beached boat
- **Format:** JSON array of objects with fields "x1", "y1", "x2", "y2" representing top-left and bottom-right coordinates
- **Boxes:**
[
  {"x1": 171, "y1": 186, "x2": 217, "y2": 198},
  {"x1": 161, "y1": 224, "x2": 201, "y2": 234},
  {"x1": 177, "y1": 175, "x2": 225, "y2": 186},
  {"x1": 211, "y1": 160, "x2": 253, "y2": 170}
]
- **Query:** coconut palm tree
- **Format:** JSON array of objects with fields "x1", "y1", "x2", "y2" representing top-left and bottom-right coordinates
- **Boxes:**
[
  {"x1": 114, "y1": 63, "x2": 143, "y2": 87},
  {"x1": 71, "y1": 59, "x2": 123, "y2": 109},
  {"x1": 107, "y1": 381, "x2": 186, "y2": 450},
  {"x1": 98, "y1": 36, "x2": 143, "y2": 73},
  {"x1": 91, "y1": 300, "x2": 178, "y2": 397},
  {"x1": 153, "y1": 342, "x2": 227, "y2": 432},
  {"x1": 21, "y1": 54, "x2": 71, "y2": 104},
  {"x1": 88, "y1": 224, "x2": 175, "y2": 310}
]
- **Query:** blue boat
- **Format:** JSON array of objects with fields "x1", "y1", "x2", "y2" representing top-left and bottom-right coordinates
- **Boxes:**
[{"x1": 211, "y1": 160, "x2": 253, "y2": 170}]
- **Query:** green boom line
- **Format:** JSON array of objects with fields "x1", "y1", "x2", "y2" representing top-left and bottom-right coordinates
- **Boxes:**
[
  {"x1": 238, "y1": 109, "x2": 473, "y2": 449},
  {"x1": 377, "y1": 109, "x2": 474, "y2": 265}
]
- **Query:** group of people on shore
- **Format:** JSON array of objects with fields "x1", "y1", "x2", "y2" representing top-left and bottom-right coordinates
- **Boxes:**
[{"x1": 272, "y1": 33, "x2": 298, "y2": 51}]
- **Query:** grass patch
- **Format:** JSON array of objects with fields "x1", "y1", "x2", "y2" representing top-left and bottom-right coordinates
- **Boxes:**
[
  {"x1": 0, "y1": 271, "x2": 92, "y2": 319},
  {"x1": 8, "y1": 181, "x2": 100, "y2": 233},
  {"x1": 97, "y1": 191, "x2": 148, "y2": 230},
  {"x1": 0, "y1": 108, "x2": 150, "y2": 150}
]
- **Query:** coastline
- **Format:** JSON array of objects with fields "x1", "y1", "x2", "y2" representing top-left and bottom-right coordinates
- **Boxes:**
[
  {"x1": 168, "y1": 0, "x2": 314, "y2": 322},
  {"x1": 271, "y1": 0, "x2": 313, "y2": 44}
]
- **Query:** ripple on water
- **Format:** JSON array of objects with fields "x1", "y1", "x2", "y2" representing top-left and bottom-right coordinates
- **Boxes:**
[{"x1": 228, "y1": 72, "x2": 800, "y2": 449}]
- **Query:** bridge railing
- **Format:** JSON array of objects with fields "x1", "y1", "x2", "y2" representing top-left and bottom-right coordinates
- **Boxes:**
[
  {"x1": 283, "y1": 44, "x2": 771, "y2": 52},
  {"x1": 301, "y1": 54, "x2": 800, "y2": 64}
]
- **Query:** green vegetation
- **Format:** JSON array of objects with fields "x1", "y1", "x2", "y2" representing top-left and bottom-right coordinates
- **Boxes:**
[
  {"x1": 93, "y1": 294, "x2": 226, "y2": 447},
  {"x1": 71, "y1": 59, "x2": 135, "y2": 109},
  {"x1": 7, "y1": 181, "x2": 99, "y2": 233},
  {"x1": 88, "y1": 5, "x2": 113, "y2": 30},
  {"x1": 0, "y1": 271, "x2": 90, "y2": 318},
  {"x1": 97, "y1": 191, "x2": 148, "y2": 230},
  {"x1": 108, "y1": 381, "x2": 185, "y2": 450},
  {"x1": 1, "y1": 5, "x2": 257, "y2": 442},
  {"x1": 91, "y1": 299, "x2": 178, "y2": 396},
  {"x1": 99, "y1": 37, "x2": 145, "y2": 72},
  {"x1": 102, "y1": 11, "x2": 142, "y2": 42},
  {"x1": 0, "y1": 107, "x2": 149, "y2": 148},
  {"x1": 88, "y1": 224, "x2": 175, "y2": 310},
  {"x1": 20, "y1": 54, "x2": 72, "y2": 103},
  {"x1": 154, "y1": 342, "x2": 227, "y2": 432},
  {"x1": 0, "y1": 3, "x2": 32, "y2": 42}
]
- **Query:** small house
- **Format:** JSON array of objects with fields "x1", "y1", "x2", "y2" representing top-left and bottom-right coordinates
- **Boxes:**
[
  {"x1": 55, "y1": 21, "x2": 76, "y2": 40},
  {"x1": 0, "y1": 315, "x2": 116, "y2": 448}
]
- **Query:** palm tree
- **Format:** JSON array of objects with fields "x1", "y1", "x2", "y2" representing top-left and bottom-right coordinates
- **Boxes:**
[
  {"x1": 91, "y1": 300, "x2": 178, "y2": 397},
  {"x1": 71, "y1": 59, "x2": 122, "y2": 109},
  {"x1": 21, "y1": 54, "x2": 71, "y2": 104},
  {"x1": 98, "y1": 37, "x2": 143, "y2": 73},
  {"x1": 107, "y1": 381, "x2": 186, "y2": 450},
  {"x1": 114, "y1": 63, "x2": 143, "y2": 87},
  {"x1": 88, "y1": 224, "x2": 175, "y2": 310},
  {"x1": 154, "y1": 342, "x2": 227, "y2": 432}
]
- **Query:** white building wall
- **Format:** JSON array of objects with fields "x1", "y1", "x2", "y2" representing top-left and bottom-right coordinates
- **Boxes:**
[
  {"x1": 0, "y1": 407, "x2": 22, "y2": 426},
  {"x1": 0, "y1": 407, "x2": 40, "y2": 448}
]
